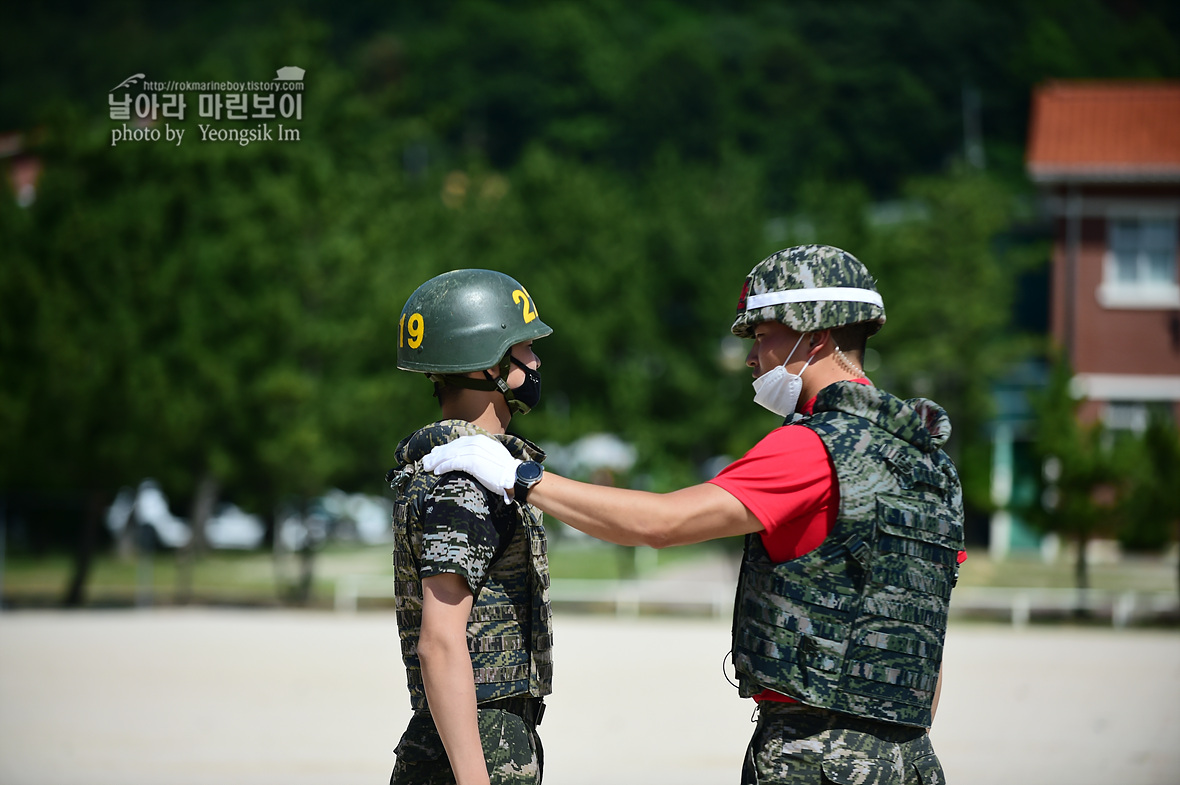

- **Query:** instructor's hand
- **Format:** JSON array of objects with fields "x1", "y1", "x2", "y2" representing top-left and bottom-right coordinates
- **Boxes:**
[{"x1": 423, "y1": 435, "x2": 521, "y2": 503}]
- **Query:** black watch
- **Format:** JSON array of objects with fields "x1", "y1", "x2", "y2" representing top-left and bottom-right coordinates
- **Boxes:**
[{"x1": 514, "y1": 461, "x2": 544, "y2": 505}]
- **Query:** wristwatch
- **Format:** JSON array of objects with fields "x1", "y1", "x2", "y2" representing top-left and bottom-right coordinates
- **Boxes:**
[{"x1": 514, "y1": 461, "x2": 544, "y2": 505}]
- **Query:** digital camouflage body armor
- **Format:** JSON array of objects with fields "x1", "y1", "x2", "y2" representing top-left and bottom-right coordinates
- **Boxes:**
[
  {"x1": 732, "y1": 381, "x2": 964, "y2": 729},
  {"x1": 389, "y1": 420, "x2": 554, "y2": 711}
]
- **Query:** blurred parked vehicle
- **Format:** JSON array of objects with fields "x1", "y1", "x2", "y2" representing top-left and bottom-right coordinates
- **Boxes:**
[
  {"x1": 105, "y1": 479, "x2": 265, "y2": 550},
  {"x1": 318, "y1": 489, "x2": 394, "y2": 545},
  {"x1": 276, "y1": 490, "x2": 393, "y2": 551},
  {"x1": 204, "y1": 503, "x2": 266, "y2": 550},
  {"x1": 541, "y1": 433, "x2": 637, "y2": 478},
  {"x1": 276, "y1": 503, "x2": 331, "y2": 552}
]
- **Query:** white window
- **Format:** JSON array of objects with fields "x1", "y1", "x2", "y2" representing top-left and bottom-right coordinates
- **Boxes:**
[
  {"x1": 1102, "y1": 400, "x2": 1175, "y2": 433},
  {"x1": 1111, "y1": 218, "x2": 1176, "y2": 285},
  {"x1": 1102, "y1": 401, "x2": 1150, "y2": 433},
  {"x1": 1098, "y1": 217, "x2": 1180, "y2": 308}
]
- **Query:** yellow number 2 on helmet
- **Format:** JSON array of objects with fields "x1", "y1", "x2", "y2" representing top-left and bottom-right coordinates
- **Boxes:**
[{"x1": 512, "y1": 289, "x2": 537, "y2": 324}]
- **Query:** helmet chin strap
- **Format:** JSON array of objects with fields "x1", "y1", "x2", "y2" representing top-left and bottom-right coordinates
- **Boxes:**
[{"x1": 428, "y1": 354, "x2": 522, "y2": 410}]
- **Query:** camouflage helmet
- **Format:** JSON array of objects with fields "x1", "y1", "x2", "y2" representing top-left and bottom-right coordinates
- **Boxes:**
[
  {"x1": 730, "y1": 245, "x2": 885, "y2": 338},
  {"x1": 397, "y1": 269, "x2": 552, "y2": 374}
]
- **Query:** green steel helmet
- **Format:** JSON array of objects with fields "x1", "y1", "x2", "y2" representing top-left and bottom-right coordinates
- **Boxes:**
[
  {"x1": 730, "y1": 244, "x2": 886, "y2": 338},
  {"x1": 397, "y1": 268, "x2": 552, "y2": 374}
]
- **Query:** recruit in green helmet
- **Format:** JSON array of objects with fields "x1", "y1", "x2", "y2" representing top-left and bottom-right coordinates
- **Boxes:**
[
  {"x1": 731, "y1": 244, "x2": 886, "y2": 338},
  {"x1": 397, "y1": 268, "x2": 552, "y2": 374}
]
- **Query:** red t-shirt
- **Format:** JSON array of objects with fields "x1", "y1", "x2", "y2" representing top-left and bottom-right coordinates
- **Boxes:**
[
  {"x1": 708, "y1": 385, "x2": 862, "y2": 562},
  {"x1": 707, "y1": 381, "x2": 966, "y2": 703}
]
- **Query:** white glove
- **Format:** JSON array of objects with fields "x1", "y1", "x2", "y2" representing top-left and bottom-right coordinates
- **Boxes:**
[{"x1": 422, "y1": 435, "x2": 521, "y2": 503}]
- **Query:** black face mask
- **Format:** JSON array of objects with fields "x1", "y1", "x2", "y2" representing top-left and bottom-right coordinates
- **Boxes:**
[
  {"x1": 479, "y1": 354, "x2": 542, "y2": 415},
  {"x1": 507, "y1": 356, "x2": 542, "y2": 414}
]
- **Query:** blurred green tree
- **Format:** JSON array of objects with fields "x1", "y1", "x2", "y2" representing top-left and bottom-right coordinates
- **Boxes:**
[
  {"x1": 3, "y1": 0, "x2": 1179, "y2": 607},
  {"x1": 0, "y1": 23, "x2": 436, "y2": 602},
  {"x1": 1027, "y1": 354, "x2": 1137, "y2": 592},
  {"x1": 1118, "y1": 417, "x2": 1180, "y2": 601},
  {"x1": 773, "y1": 168, "x2": 1044, "y2": 521}
]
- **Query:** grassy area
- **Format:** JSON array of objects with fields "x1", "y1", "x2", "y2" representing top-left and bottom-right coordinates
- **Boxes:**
[
  {"x1": 0, "y1": 550, "x2": 299, "y2": 607},
  {"x1": 546, "y1": 539, "x2": 734, "y2": 579},
  {"x1": 2, "y1": 539, "x2": 1175, "y2": 609},
  {"x1": 0, "y1": 539, "x2": 731, "y2": 608},
  {"x1": 957, "y1": 551, "x2": 1179, "y2": 593}
]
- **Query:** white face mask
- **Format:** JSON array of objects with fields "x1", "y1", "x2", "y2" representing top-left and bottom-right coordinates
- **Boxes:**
[{"x1": 751, "y1": 333, "x2": 813, "y2": 418}]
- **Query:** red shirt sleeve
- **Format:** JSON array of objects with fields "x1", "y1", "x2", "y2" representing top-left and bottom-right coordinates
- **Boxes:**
[{"x1": 707, "y1": 425, "x2": 838, "y2": 563}]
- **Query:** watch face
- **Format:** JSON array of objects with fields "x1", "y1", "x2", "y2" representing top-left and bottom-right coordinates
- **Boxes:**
[{"x1": 517, "y1": 461, "x2": 544, "y2": 483}]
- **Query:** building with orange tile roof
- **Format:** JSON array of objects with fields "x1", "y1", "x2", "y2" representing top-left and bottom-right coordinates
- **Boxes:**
[{"x1": 1026, "y1": 80, "x2": 1180, "y2": 429}]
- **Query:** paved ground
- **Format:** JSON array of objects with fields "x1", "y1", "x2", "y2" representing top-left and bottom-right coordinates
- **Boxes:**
[{"x1": 1, "y1": 610, "x2": 1177, "y2": 785}]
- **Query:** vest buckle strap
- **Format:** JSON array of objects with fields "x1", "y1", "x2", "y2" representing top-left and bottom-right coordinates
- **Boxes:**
[
  {"x1": 843, "y1": 536, "x2": 872, "y2": 572},
  {"x1": 796, "y1": 636, "x2": 818, "y2": 687}
]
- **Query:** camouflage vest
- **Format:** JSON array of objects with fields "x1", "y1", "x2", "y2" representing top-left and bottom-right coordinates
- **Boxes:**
[
  {"x1": 389, "y1": 420, "x2": 553, "y2": 711},
  {"x1": 731, "y1": 381, "x2": 964, "y2": 728}
]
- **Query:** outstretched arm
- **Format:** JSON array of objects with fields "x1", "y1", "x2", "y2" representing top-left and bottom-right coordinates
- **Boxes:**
[
  {"x1": 423, "y1": 435, "x2": 763, "y2": 547},
  {"x1": 528, "y1": 472, "x2": 762, "y2": 548},
  {"x1": 419, "y1": 573, "x2": 490, "y2": 785}
]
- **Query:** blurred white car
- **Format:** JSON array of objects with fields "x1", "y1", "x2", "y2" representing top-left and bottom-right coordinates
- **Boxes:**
[
  {"x1": 276, "y1": 491, "x2": 393, "y2": 551},
  {"x1": 317, "y1": 490, "x2": 394, "y2": 545},
  {"x1": 205, "y1": 503, "x2": 266, "y2": 550},
  {"x1": 540, "y1": 433, "x2": 637, "y2": 477},
  {"x1": 105, "y1": 479, "x2": 264, "y2": 550}
]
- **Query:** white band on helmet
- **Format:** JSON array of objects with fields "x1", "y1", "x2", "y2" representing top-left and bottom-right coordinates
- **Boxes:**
[{"x1": 746, "y1": 287, "x2": 884, "y2": 310}]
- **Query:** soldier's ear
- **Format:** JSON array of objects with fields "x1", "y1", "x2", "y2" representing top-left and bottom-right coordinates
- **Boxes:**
[{"x1": 807, "y1": 330, "x2": 831, "y2": 355}]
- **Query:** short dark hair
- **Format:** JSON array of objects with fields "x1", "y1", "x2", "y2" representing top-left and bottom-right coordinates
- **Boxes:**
[
  {"x1": 433, "y1": 379, "x2": 459, "y2": 409},
  {"x1": 828, "y1": 321, "x2": 876, "y2": 360}
]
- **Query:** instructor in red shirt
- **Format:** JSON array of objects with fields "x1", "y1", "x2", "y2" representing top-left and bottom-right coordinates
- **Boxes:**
[{"x1": 425, "y1": 244, "x2": 966, "y2": 784}]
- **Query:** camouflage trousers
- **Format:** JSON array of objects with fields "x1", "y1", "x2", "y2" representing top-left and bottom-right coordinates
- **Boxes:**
[
  {"x1": 741, "y1": 703, "x2": 944, "y2": 785},
  {"x1": 391, "y1": 706, "x2": 543, "y2": 785}
]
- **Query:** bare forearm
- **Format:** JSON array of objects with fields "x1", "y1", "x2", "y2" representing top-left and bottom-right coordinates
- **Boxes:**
[
  {"x1": 419, "y1": 573, "x2": 488, "y2": 785},
  {"x1": 527, "y1": 474, "x2": 665, "y2": 546},
  {"x1": 420, "y1": 632, "x2": 489, "y2": 785},
  {"x1": 529, "y1": 473, "x2": 761, "y2": 548}
]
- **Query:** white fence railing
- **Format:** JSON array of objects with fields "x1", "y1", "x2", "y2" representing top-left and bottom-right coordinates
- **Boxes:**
[
  {"x1": 547, "y1": 579, "x2": 733, "y2": 618},
  {"x1": 332, "y1": 576, "x2": 733, "y2": 617},
  {"x1": 948, "y1": 587, "x2": 1179, "y2": 628},
  {"x1": 334, "y1": 575, "x2": 1178, "y2": 627}
]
